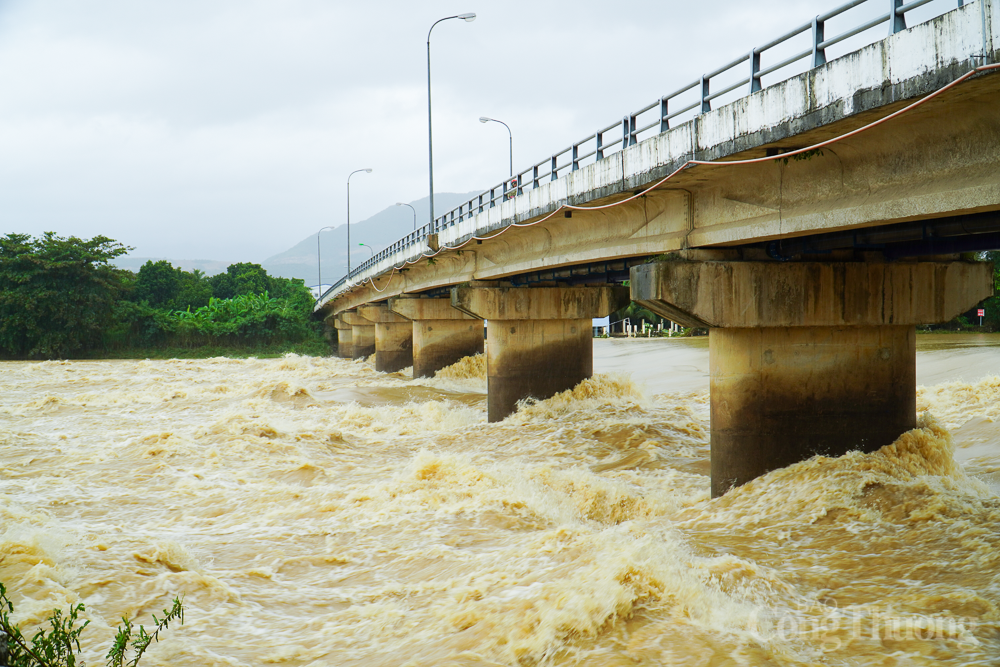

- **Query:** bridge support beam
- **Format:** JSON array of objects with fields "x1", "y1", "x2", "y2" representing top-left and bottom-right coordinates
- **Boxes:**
[
  {"x1": 358, "y1": 303, "x2": 413, "y2": 373},
  {"x1": 452, "y1": 285, "x2": 629, "y2": 422},
  {"x1": 332, "y1": 317, "x2": 354, "y2": 359},
  {"x1": 340, "y1": 311, "x2": 376, "y2": 360},
  {"x1": 389, "y1": 297, "x2": 483, "y2": 378},
  {"x1": 632, "y1": 259, "x2": 993, "y2": 497}
]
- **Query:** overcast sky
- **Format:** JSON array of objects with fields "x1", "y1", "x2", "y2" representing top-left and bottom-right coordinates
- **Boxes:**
[{"x1": 1, "y1": 0, "x2": 954, "y2": 263}]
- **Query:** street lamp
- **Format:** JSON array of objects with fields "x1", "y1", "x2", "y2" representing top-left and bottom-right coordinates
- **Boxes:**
[
  {"x1": 347, "y1": 168, "x2": 373, "y2": 276},
  {"x1": 427, "y1": 12, "x2": 476, "y2": 233},
  {"x1": 316, "y1": 225, "x2": 337, "y2": 302},
  {"x1": 358, "y1": 243, "x2": 374, "y2": 257},
  {"x1": 396, "y1": 202, "x2": 417, "y2": 231},
  {"x1": 479, "y1": 116, "x2": 513, "y2": 180}
]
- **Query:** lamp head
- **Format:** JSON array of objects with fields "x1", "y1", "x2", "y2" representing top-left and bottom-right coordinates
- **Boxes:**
[
  {"x1": 458, "y1": 12, "x2": 476, "y2": 21},
  {"x1": 396, "y1": 202, "x2": 405, "y2": 206},
  {"x1": 364, "y1": 168, "x2": 373, "y2": 173},
  {"x1": 479, "y1": 116, "x2": 490, "y2": 123}
]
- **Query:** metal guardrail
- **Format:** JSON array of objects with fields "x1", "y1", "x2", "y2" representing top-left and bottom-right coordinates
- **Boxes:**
[{"x1": 321, "y1": 0, "x2": 974, "y2": 305}]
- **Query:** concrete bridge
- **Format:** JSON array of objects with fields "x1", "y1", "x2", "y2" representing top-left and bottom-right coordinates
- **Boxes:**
[{"x1": 317, "y1": 0, "x2": 1000, "y2": 496}]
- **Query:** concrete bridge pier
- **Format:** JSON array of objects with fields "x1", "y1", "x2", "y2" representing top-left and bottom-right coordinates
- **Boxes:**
[
  {"x1": 357, "y1": 303, "x2": 413, "y2": 373},
  {"x1": 388, "y1": 297, "x2": 484, "y2": 378},
  {"x1": 332, "y1": 317, "x2": 354, "y2": 359},
  {"x1": 452, "y1": 285, "x2": 628, "y2": 422},
  {"x1": 340, "y1": 311, "x2": 376, "y2": 360},
  {"x1": 631, "y1": 259, "x2": 993, "y2": 497}
]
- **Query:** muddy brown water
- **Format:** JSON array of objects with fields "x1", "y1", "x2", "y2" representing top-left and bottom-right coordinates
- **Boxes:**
[{"x1": 1, "y1": 334, "x2": 998, "y2": 665}]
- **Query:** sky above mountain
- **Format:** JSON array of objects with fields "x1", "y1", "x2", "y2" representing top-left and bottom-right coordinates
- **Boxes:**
[{"x1": 0, "y1": 0, "x2": 957, "y2": 263}]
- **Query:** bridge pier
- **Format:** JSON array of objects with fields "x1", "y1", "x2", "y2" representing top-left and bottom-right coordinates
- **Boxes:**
[
  {"x1": 389, "y1": 297, "x2": 483, "y2": 378},
  {"x1": 332, "y1": 317, "x2": 354, "y2": 359},
  {"x1": 340, "y1": 311, "x2": 376, "y2": 360},
  {"x1": 452, "y1": 285, "x2": 628, "y2": 422},
  {"x1": 632, "y1": 259, "x2": 993, "y2": 497},
  {"x1": 357, "y1": 303, "x2": 413, "y2": 373}
]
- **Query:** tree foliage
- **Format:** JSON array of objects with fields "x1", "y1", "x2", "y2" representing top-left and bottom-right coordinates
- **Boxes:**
[
  {"x1": 107, "y1": 260, "x2": 322, "y2": 353},
  {"x1": 208, "y1": 262, "x2": 270, "y2": 300},
  {"x1": 0, "y1": 233, "x2": 327, "y2": 359},
  {"x1": 131, "y1": 260, "x2": 212, "y2": 311},
  {"x1": 0, "y1": 233, "x2": 131, "y2": 358}
]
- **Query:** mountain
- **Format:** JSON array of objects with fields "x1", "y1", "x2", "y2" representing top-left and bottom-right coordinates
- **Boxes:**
[
  {"x1": 114, "y1": 257, "x2": 232, "y2": 275},
  {"x1": 262, "y1": 191, "x2": 480, "y2": 287}
]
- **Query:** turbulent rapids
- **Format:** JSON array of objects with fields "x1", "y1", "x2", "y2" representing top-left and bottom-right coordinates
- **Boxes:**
[{"x1": 1, "y1": 336, "x2": 999, "y2": 666}]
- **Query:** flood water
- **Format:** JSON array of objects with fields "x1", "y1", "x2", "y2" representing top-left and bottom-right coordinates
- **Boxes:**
[{"x1": 1, "y1": 334, "x2": 998, "y2": 666}]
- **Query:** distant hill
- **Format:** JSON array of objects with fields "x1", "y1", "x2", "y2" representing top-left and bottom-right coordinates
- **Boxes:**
[
  {"x1": 262, "y1": 192, "x2": 479, "y2": 287},
  {"x1": 114, "y1": 257, "x2": 231, "y2": 275},
  {"x1": 111, "y1": 191, "x2": 480, "y2": 284}
]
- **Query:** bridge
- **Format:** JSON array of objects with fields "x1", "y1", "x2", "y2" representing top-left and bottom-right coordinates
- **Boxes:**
[{"x1": 317, "y1": 0, "x2": 1000, "y2": 496}]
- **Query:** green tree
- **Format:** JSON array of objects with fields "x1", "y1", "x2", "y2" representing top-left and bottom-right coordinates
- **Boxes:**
[
  {"x1": 174, "y1": 270, "x2": 212, "y2": 311},
  {"x1": 208, "y1": 262, "x2": 270, "y2": 299},
  {"x1": 131, "y1": 260, "x2": 180, "y2": 307},
  {"x1": 0, "y1": 233, "x2": 130, "y2": 358},
  {"x1": 131, "y1": 261, "x2": 212, "y2": 312},
  {"x1": 269, "y1": 275, "x2": 314, "y2": 311}
]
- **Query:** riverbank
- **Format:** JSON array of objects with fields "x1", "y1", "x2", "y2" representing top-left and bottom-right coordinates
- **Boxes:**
[{"x1": 89, "y1": 339, "x2": 332, "y2": 360}]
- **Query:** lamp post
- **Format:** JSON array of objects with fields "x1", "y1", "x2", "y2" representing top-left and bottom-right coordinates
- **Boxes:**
[
  {"x1": 396, "y1": 202, "x2": 417, "y2": 231},
  {"x1": 479, "y1": 116, "x2": 513, "y2": 180},
  {"x1": 316, "y1": 225, "x2": 336, "y2": 302},
  {"x1": 427, "y1": 12, "x2": 476, "y2": 234},
  {"x1": 358, "y1": 243, "x2": 374, "y2": 257},
  {"x1": 347, "y1": 168, "x2": 372, "y2": 276}
]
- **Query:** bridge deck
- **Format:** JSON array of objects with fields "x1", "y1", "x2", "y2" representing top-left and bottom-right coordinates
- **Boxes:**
[{"x1": 318, "y1": 0, "x2": 999, "y2": 316}]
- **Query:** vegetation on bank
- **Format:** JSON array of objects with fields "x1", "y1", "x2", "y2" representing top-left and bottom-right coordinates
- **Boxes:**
[
  {"x1": 0, "y1": 232, "x2": 329, "y2": 360},
  {"x1": 0, "y1": 583, "x2": 182, "y2": 667}
]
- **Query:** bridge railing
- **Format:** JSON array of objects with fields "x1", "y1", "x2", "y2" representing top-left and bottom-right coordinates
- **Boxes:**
[{"x1": 321, "y1": 0, "x2": 973, "y2": 305}]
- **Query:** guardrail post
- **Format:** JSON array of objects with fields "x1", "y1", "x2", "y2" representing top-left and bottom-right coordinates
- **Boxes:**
[
  {"x1": 750, "y1": 49, "x2": 760, "y2": 94},
  {"x1": 532, "y1": 165, "x2": 540, "y2": 189},
  {"x1": 551, "y1": 155, "x2": 558, "y2": 182},
  {"x1": 659, "y1": 97, "x2": 669, "y2": 132},
  {"x1": 890, "y1": 0, "x2": 906, "y2": 34},
  {"x1": 628, "y1": 114, "x2": 638, "y2": 146},
  {"x1": 812, "y1": 17, "x2": 826, "y2": 66},
  {"x1": 750, "y1": 50, "x2": 761, "y2": 93},
  {"x1": 489, "y1": 186, "x2": 496, "y2": 208},
  {"x1": 700, "y1": 75, "x2": 711, "y2": 113},
  {"x1": 596, "y1": 132, "x2": 604, "y2": 161},
  {"x1": 621, "y1": 117, "x2": 629, "y2": 150},
  {"x1": 572, "y1": 144, "x2": 580, "y2": 171}
]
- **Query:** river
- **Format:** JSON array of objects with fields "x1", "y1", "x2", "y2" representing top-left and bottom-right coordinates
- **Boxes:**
[{"x1": 1, "y1": 334, "x2": 998, "y2": 665}]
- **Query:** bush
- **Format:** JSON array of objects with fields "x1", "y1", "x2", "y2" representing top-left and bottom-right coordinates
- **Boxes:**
[{"x1": 0, "y1": 583, "x2": 183, "y2": 667}]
